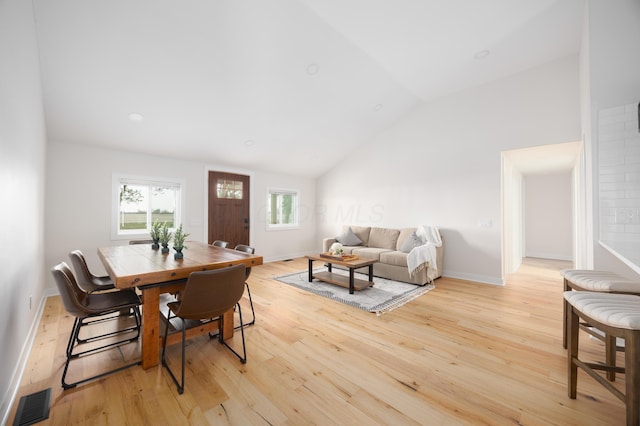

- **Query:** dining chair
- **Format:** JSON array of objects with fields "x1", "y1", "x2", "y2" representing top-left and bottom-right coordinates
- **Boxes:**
[
  {"x1": 68, "y1": 250, "x2": 116, "y2": 293},
  {"x1": 161, "y1": 264, "x2": 247, "y2": 394},
  {"x1": 51, "y1": 262, "x2": 142, "y2": 389},
  {"x1": 234, "y1": 244, "x2": 256, "y2": 328},
  {"x1": 212, "y1": 240, "x2": 229, "y2": 248},
  {"x1": 565, "y1": 291, "x2": 640, "y2": 425}
]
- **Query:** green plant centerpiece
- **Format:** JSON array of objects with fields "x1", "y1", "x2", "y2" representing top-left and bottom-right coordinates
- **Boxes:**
[
  {"x1": 150, "y1": 220, "x2": 162, "y2": 249},
  {"x1": 159, "y1": 222, "x2": 172, "y2": 254},
  {"x1": 172, "y1": 224, "x2": 189, "y2": 260}
]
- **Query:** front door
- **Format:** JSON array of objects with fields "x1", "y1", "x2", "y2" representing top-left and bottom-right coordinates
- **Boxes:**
[{"x1": 207, "y1": 171, "x2": 250, "y2": 248}]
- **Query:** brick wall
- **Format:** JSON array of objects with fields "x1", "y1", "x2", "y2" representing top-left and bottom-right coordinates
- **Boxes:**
[{"x1": 599, "y1": 102, "x2": 640, "y2": 266}]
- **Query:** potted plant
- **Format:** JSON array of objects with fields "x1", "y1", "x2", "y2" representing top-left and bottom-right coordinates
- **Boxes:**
[
  {"x1": 172, "y1": 224, "x2": 189, "y2": 259},
  {"x1": 150, "y1": 220, "x2": 162, "y2": 249},
  {"x1": 159, "y1": 222, "x2": 172, "y2": 254}
]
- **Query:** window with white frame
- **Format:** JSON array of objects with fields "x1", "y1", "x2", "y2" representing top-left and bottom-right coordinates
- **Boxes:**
[
  {"x1": 112, "y1": 174, "x2": 184, "y2": 238},
  {"x1": 266, "y1": 188, "x2": 298, "y2": 229}
]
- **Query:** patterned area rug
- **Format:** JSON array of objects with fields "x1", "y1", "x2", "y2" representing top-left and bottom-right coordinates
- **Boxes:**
[{"x1": 274, "y1": 267, "x2": 435, "y2": 316}]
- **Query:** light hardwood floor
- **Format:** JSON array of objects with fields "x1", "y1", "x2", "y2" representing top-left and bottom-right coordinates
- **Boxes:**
[{"x1": 9, "y1": 257, "x2": 627, "y2": 425}]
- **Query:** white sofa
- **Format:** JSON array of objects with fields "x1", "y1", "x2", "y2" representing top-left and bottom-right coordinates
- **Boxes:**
[{"x1": 322, "y1": 225, "x2": 443, "y2": 285}]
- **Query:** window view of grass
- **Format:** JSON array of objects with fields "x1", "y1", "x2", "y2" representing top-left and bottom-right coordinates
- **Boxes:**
[
  {"x1": 118, "y1": 182, "x2": 179, "y2": 232},
  {"x1": 119, "y1": 211, "x2": 175, "y2": 230}
]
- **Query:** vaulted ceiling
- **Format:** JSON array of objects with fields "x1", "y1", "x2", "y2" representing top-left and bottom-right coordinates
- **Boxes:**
[{"x1": 33, "y1": 0, "x2": 585, "y2": 178}]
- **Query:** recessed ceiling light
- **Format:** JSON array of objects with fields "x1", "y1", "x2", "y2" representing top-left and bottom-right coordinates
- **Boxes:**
[
  {"x1": 306, "y1": 63, "x2": 319, "y2": 75},
  {"x1": 244, "y1": 139, "x2": 255, "y2": 147},
  {"x1": 373, "y1": 104, "x2": 383, "y2": 112},
  {"x1": 474, "y1": 50, "x2": 490, "y2": 60},
  {"x1": 128, "y1": 112, "x2": 144, "y2": 122}
]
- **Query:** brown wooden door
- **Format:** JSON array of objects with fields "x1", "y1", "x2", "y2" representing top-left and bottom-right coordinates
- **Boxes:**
[{"x1": 208, "y1": 171, "x2": 250, "y2": 248}]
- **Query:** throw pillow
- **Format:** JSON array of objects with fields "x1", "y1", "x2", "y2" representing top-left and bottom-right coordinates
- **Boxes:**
[
  {"x1": 336, "y1": 227, "x2": 363, "y2": 246},
  {"x1": 399, "y1": 231, "x2": 423, "y2": 253}
]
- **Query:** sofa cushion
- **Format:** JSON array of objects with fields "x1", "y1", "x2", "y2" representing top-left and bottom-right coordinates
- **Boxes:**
[
  {"x1": 341, "y1": 226, "x2": 371, "y2": 246},
  {"x1": 352, "y1": 247, "x2": 392, "y2": 261},
  {"x1": 380, "y1": 251, "x2": 409, "y2": 267},
  {"x1": 336, "y1": 227, "x2": 363, "y2": 246},
  {"x1": 396, "y1": 228, "x2": 416, "y2": 250},
  {"x1": 368, "y1": 227, "x2": 400, "y2": 250},
  {"x1": 399, "y1": 231, "x2": 423, "y2": 253}
]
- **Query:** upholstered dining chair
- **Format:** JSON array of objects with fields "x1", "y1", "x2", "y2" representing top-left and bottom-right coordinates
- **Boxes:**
[
  {"x1": 51, "y1": 262, "x2": 142, "y2": 389},
  {"x1": 565, "y1": 291, "x2": 640, "y2": 425},
  {"x1": 212, "y1": 240, "x2": 229, "y2": 248},
  {"x1": 234, "y1": 244, "x2": 256, "y2": 328},
  {"x1": 161, "y1": 264, "x2": 247, "y2": 394},
  {"x1": 69, "y1": 250, "x2": 116, "y2": 293}
]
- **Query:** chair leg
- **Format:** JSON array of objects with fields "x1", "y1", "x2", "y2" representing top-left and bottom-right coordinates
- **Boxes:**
[
  {"x1": 65, "y1": 318, "x2": 81, "y2": 358},
  {"x1": 76, "y1": 308, "x2": 141, "y2": 345},
  {"x1": 161, "y1": 309, "x2": 185, "y2": 394},
  {"x1": 625, "y1": 332, "x2": 640, "y2": 425},
  {"x1": 568, "y1": 306, "x2": 579, "y2": 399},
  {"x1": 606, "y1": 333, "x2": 616, "y2": 381},
  {"x1": 563, "y1": 279, "x2": 570, "y2": 349},
  {"x1": 235, "y1": 283, "x2": 256, "y2": 330},
  {"x1": 62, "y1": 315, "x2": 141, "y2": 390},
  {"x1": 62, "y1": 318, "x2": 82, "y2": 389},
  {"x1": 221, "y1": 303, "x2": 247, "y2": 363}
]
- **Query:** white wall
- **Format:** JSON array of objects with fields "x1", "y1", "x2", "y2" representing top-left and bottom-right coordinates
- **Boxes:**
[
  {"x1": 317, "y1": 56, "x2": 581, "y2": 285},
  {"x1": 0, "y1": 0, "x2": 47, "y2": 422},
  {"x1": 251, "y1": 170, "x2": 317, "y2": 259},
  {"x1": 44, "y1": 142, "x2": 317, "y2": 289},
  {"x1": 524, "y1": 173, "x2": 573, "y2": 260},
  {"x1": 587, "y1": 0, "x2": 640, "y2": 279}
]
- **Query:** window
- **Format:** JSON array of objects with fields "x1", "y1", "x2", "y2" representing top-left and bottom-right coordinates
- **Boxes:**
[
  {"x1": 266, "y1": 188, "x2": 298, "y2": 230},
  {"x1": 216, "y1": 178, "x2": 243, "y2": 199},
  {"x1": 112, "y1": 174, "x2": 184, "y2": 238}
]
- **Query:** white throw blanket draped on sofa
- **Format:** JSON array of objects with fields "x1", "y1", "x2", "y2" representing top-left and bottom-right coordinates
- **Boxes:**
[{"x1": 408, "y1": 226, "x2": 442, "y2": 281}]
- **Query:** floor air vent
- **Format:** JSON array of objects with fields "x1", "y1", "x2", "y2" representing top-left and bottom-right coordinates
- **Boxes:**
[{"x1": 13, "y1": 388, "x2": 51, "y2": 426}]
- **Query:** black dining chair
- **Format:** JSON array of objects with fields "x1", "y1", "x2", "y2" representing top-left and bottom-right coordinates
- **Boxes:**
[
  {"x1": 212, "y1": 240, "x2": 229, "y2": 248},
  {"x1": 51, "y1": 262, "x2": 142, "y2": 389},
  {"x1": 161, "y1": 264, "x2": 247, "y2": 394},
  {"x1": 234, "y1": 244, "x2": 256, "y2": 328},
  {"x1": 69, "y1": 250, "x2": 115, "y2": 293}
]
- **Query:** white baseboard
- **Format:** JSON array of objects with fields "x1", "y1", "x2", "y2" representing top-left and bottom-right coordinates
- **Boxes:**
[
  {"x1": 264, "y1": 251, "x2": 319, "y2": 263},
  {"x1": 0, "y1": 293, "x2": 49, "y2": 426},
  {"x1": 525, "y1": 252, "x2": 573, "y2": 261},
  {"x1": 439, "y1": 270, "x2": 504, "y2": 286}
]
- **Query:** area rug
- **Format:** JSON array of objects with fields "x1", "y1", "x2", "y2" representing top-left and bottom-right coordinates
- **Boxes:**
[{"x1": 274, "y1": 267, "x2": 435, "y2": 316}]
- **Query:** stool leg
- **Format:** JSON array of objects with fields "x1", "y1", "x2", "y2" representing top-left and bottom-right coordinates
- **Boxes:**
[
  {"x1": 563, "y1": 278, "x2": 570, "y2": 349},
  {"x1": 568, "y1": 306, "x2": 579, "y2": 399},
  {"x1": 605, "y1": 334, "x2": 616, "y2": 381},
  {"x1": 625, "y1": 332, "x2": 640, "y2": 426}
]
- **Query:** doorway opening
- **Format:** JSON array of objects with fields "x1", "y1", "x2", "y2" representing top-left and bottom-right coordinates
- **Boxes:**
[{"x1": 501, "y1": 141, "x2": 584, "y2": 283}]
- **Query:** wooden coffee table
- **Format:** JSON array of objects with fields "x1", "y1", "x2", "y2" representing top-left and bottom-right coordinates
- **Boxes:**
[{"x1": 306, "y1": 254, "x2": 377, "y2": 294}]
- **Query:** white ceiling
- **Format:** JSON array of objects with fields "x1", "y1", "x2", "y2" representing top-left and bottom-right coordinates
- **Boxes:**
[{"x1": 33, "y1": 0, "x2": 585, "y2": 178}]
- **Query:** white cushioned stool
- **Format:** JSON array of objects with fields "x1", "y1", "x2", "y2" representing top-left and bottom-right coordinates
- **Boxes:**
[
  {"x1": 564, "y1": 291, "x2": 640, "y2": 425},
  {"x1": 560, "y1": 269, "x2": 639, "y2": 349}
]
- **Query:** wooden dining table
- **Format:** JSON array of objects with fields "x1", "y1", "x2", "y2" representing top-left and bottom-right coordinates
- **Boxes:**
[{"x1": 98, "y1": 241, "x2": 263, "y2": 369}]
